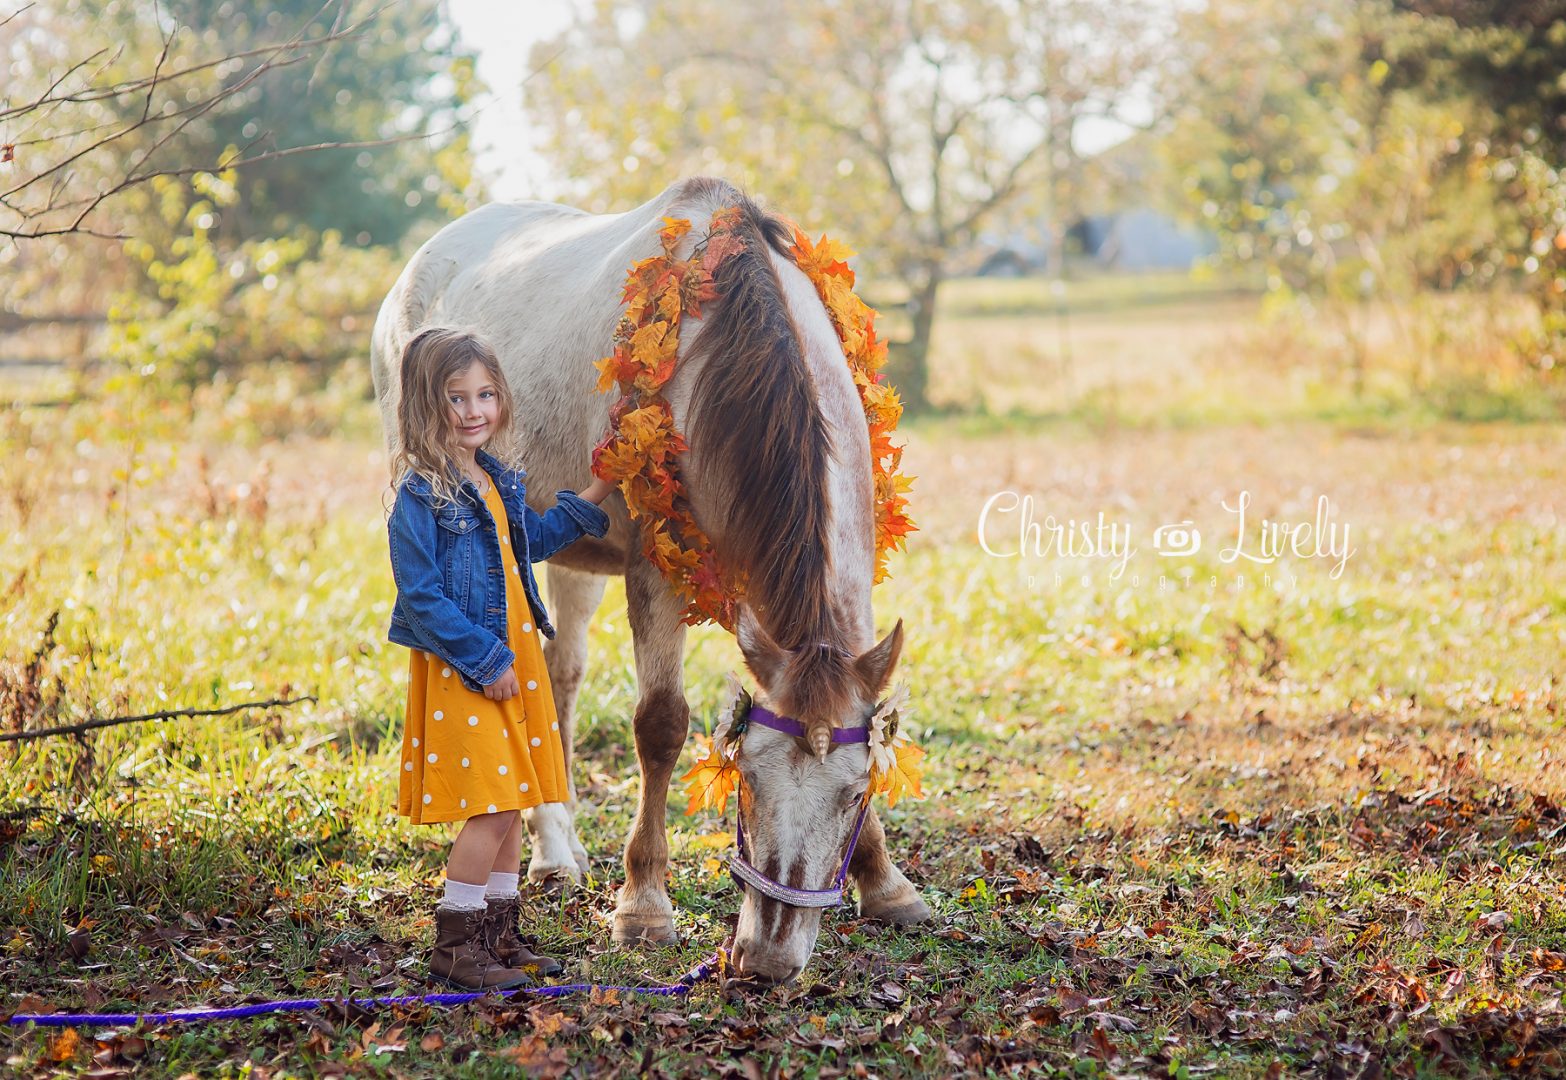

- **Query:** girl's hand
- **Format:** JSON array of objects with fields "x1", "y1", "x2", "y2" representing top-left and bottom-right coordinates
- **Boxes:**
[
  {"x1": 484, "y1": 668, "x2": 521, "y2": 701},
  {"x1": 579, "y1": 476, "x2": 614, "y2": 505}
]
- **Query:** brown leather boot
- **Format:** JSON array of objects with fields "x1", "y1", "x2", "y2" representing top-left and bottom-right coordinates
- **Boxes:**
[
  {"x1": 484, "y1": 896, "x2": 564, "y2": 977},
  {"x1": 429, "y1": 906, "x2": 535, "y2": 990}
]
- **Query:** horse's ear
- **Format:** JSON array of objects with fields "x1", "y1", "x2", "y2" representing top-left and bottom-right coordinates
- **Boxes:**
[
  {"x1": 736, "y1": 605, "x2": 786, "y2": 691},
  {"x1": 855, "y1": 619, "x2": 904, "y2": 696}
]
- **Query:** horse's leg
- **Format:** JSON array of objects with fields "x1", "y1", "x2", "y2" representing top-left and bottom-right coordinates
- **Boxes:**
[
  {"x1": 611, "y1": 562, "x2": 687, "y2": 945},
  {"x1": 524, "y1": 563, "x2": 607, "y2": 886},
  {"x1": 849, "y1": 807, "x2": 933, "y2": 924}
]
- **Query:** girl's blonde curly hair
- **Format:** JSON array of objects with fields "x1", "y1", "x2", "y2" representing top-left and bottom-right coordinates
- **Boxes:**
[{"x1": 390, "y1": 326, "x2": 526, "y2": 507}]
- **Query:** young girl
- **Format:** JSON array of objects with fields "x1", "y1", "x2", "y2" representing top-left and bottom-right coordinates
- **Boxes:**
[{"x1": 386, "y1": 326, "x2": 613, "y2": 990}]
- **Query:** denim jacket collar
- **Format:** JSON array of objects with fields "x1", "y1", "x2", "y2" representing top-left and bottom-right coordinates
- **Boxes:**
[{"x1": 401, "y1": 450, "x2": 527, "y2": 505}]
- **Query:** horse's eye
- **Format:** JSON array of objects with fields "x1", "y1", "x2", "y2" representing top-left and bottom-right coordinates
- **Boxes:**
[{"x1": 843, "y1": 788, "x2": 868, "y2": 810}]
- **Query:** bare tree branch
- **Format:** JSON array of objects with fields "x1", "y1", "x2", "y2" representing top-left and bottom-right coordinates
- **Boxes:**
[
  {"x1": 0, "y1": 696, "x2": 317, "y2": 743},
  {"x1": 0, "y1": 0, "x2": 436, "y2": 241},
  {"x1": 0, "y1": 2, "x2": 35, "y2": 32}
]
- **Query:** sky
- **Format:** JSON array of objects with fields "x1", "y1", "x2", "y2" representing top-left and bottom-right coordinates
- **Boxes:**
[
  {"x1": 445, "y1": 0, "x2": 1140, "y2": 206},
  {"x1": 446, "y1": 0, "x2": 579, "y2": 201}
]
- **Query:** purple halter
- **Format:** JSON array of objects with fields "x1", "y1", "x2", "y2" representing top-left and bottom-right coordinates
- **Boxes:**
[{"x1": 728, "y1": 705, "x2": 874, "y2": 909}]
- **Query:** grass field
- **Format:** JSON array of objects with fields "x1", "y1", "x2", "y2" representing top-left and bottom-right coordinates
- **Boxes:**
[{"x1": 2, "y1": 280, "x2": 1565, "y2": 1077}]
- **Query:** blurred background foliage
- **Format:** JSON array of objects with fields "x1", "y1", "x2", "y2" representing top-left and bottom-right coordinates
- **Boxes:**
[
  {"x1": 2, "y1": 0, "x2": 1565, "y2": 417},
  {"x1": 2, "y1": 0, "x2": 484, "y2": 407}
]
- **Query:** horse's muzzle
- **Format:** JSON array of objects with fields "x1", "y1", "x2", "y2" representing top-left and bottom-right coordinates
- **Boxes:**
[{"x1": 727, "y1": 939, "x2": 804, "y2": 986}]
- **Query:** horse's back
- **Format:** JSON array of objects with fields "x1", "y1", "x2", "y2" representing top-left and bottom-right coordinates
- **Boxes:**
[
  {"x1": 372, "y1": 200, "x2": 613, "y2": 397},
  {"x1": 369, "y1": 178, "x2": 750, "y2": 526},
  {"x1": 372, "y1": 180, "x2": 743, "y2": 446}
]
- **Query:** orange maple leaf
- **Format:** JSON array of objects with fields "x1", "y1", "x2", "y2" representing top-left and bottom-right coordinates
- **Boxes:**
[
  {"x1": 709, "y1": 205, "x2": 745, "y2": 232},
  {"x1": 659, "y1": 216, "x2": 693, "y2": 254},
  {"x1": 593, "y1": 354, "x2": 619, "y2": 394},
  {"x1": 790, "y1": 227, "x2": 856, "y2": 282},
  {"x1": 701, "y1": 232, "x2": 746, "y2": 275},
  {"x1": 681, "y1": 738, "x2": 738, "y2": 815}
]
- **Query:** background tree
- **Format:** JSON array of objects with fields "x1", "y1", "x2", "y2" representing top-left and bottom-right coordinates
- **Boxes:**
[
  {"x1": 1157, "y1": 0, "x2": 1520, "y2": 391},
  {"x1": 525, "y1": 0, "x2": 1166, "y2": 412},
  {"x1": 1, "y1": 0, "x2": 480, "y2": 246},
  {"x1": 1380, "y1": 0, "x2": 1566, "y2": 359},
  {"x1": 0, "y1": 0, "x2": 486, "y2": 384}
]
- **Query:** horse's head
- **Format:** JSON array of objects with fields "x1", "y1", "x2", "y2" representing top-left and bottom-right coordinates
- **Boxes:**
[{"x1": 726, "y1": 606, "x2": 904, "y2": 985}]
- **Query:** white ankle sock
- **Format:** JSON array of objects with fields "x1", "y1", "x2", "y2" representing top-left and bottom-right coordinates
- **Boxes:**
[
  {"x1": 485, "y1": 872, "x2": 520, "y2": 898},
  {"x1": 440, "y1": 877, "x2": 488, "y2": 911}
]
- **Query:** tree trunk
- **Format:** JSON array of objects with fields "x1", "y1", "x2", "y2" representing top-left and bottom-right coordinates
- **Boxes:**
[{"x1": 889, "y1": 268, "x2": 942, "y2": 414}]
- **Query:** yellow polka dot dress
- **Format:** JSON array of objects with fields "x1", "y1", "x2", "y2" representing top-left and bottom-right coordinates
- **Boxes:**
[{"x1": 398, "y1": 482, "x2": 568, "y2": 824}]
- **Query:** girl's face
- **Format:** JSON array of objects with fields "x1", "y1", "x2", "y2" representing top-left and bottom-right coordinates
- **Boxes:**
[{"x1": 445, "y1": 362, "x2": 502, "y2": 455}]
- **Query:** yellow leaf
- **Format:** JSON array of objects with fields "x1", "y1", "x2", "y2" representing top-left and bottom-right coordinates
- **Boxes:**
[
  {"x1": 593, "y1": 354, "x2": 619, "y2": 393},
  {"x1": 873, "y1": 741, "x2": 926, "y2": 808},
  {"x1": 681, "y1": 737, "x2": 739, "y2": 815},
  {"x1": 48, "y1": 1028, "x2": 80, "y2": 1064},
  {"x1": 657, "y1": 285, "x2": 683, "y2": 322}
]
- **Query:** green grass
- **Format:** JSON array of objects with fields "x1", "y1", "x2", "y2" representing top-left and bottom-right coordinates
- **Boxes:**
[
  {"x1": 2, "y1": 316, "x2": 1566, "y2": 1074},
  {"x1": 885, "y1": 273, "x2": 1566, "y2": 426}
]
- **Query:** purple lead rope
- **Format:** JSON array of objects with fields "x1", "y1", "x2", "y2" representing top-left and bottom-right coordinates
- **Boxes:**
[
  {"x1": 6, "y1": 952, "x2": 724, "y2": 1029},
  {"x1": 15, "y1": 703, "x2": 882, "y2": 1029}
]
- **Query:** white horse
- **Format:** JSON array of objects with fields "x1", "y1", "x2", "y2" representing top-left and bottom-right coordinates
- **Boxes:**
[{"x1": 371, "y1": 177, "x2": 930, "y2": 983}]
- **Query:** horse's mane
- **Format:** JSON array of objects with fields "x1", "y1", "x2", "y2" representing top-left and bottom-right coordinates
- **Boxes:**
[{"x1": 682, "y1": 179, "x2": 844, "y2": 664}]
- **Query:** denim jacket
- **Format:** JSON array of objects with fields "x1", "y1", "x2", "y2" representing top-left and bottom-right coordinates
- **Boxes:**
[{"x1": 387, "y1": 448, "x2": 610, "y2": 691}]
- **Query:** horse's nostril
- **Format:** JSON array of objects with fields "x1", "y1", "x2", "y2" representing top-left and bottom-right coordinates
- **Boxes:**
[{"x1": 728, "y1": 944, "x2": 802, "y2": 987}]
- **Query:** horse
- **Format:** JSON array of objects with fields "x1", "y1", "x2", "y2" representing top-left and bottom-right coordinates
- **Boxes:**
[{"x1": 370, "y1": 176, "x2": 931, "y2": 984}]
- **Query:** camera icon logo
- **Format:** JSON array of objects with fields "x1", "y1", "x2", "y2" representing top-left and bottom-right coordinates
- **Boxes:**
[{"x1": 1152, "y1": 521, "x2": 1201, "y2": 556}]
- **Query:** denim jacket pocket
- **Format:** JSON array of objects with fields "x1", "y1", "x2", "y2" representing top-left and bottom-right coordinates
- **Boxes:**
[
  {"x1": 434, "y1": 504, "x2": 480, "y2": 533},
  {"x1": 433, "y1": 505, "x2": 479, "y2": 611}
]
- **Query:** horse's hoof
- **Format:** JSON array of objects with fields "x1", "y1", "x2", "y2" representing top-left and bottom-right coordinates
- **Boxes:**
[
  {"x1": 612, "y1": 912, "x2": 679, "y2": 946},
  {"x1": 861, "y1": 891, "x2": 932, "y2": 926},
  {"x1": 527, "y1": 862, "x2": 582, "y2": 891}
]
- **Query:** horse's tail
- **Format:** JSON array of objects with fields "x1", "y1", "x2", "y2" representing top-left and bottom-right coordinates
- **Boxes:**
[{"x1": 683, "y1": 180, "x2": 837, "y2": 653}]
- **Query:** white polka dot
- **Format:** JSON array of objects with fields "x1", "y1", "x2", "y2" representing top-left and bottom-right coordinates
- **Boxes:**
[
  {"x1": 468, "y1": 716, "x2": 478, "y2": 727},
  {"x1": 501, "y1": 729, "x2": 509, "y2": 739},
  {"x1": 521, "y1": 622, "x2": 532, "y2": 633},
  {"x1": 422, "y1": 794, "x2": 432, "y2": 805},
  {"x1": 530, "y1": 737, "x2": 541, "y2": 747},
  {"x1": 433, "y1": 710, "x2": 444, "y2": 721},
  {"x1": 427, "y1": 753, "x2": 437, "y2": 763},
  {"x1": 460, "y1": 798, "x2": 467, "y2": 809},
  {"x1": 412, "y1": 737, "x2": 419, "y2": 747},
  {"x1": 404, "y1": 762, "x2": 412, "y2": 771},
  {"x1": 514, "y1": 566, "x2": 521, "y2": 575},
  {"x1": 520, "y1": 782, "x2": 529, "y2": 793},
  {"x1": 461, "y1": 757, "x2": 470, "y2": 768},
  {"x1": 551, "y1": 721, "x2": 558, "y2": 730},
  {"x1": 498, "y1": 765, "x2": 508, "y2": 775},
  {"x1": 487, "y1": 804, "x2": 498, "y2": 814},
  {"x1": 526, "y1": 680, "x2": 538, "y2": 691},
  {"x1": 441, "y1": 667, "x2": 452, "y2": 678}
]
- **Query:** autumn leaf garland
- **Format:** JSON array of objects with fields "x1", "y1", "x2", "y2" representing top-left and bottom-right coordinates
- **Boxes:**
[
  {"x1": 591, "y1": 211, "x2": 744, "y2": 628},
  {"x1": 590, "y1": 209, "x2": 916, "y2": 627},
  {"x1": 786, "y1": 227, "x2": 916, "y2": 585}
]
